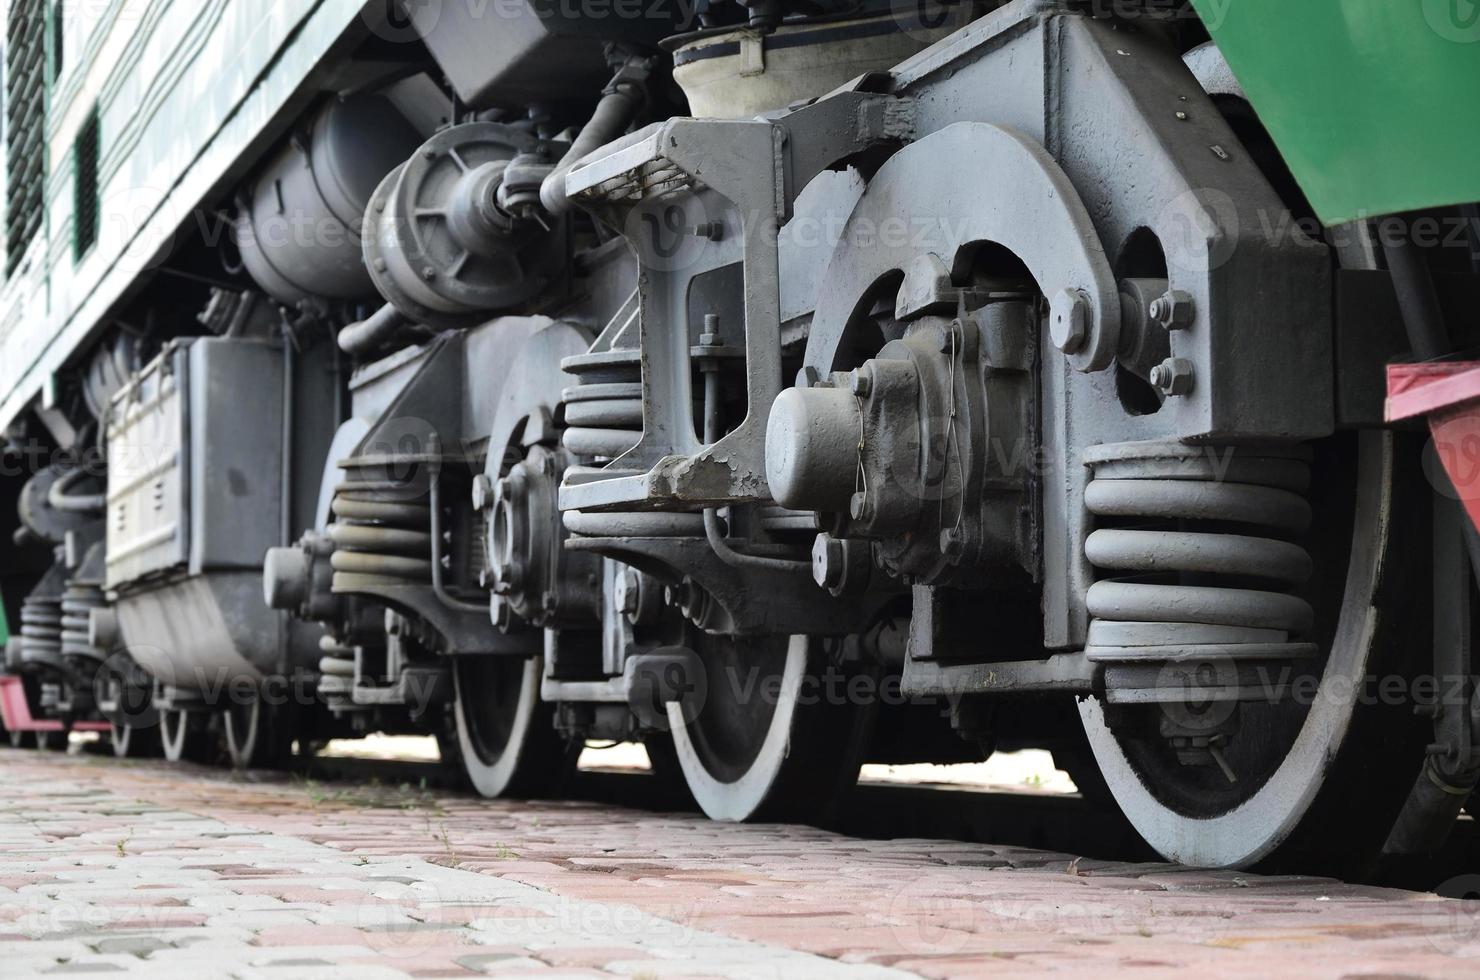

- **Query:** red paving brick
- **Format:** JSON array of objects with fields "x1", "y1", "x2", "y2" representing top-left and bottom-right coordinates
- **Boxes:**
[{"x1": 0, "y1": 747, "x2": 1477, "y2": 978}]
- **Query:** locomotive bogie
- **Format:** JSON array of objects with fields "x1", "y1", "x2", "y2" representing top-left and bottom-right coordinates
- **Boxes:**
[{"x1": 0, "y1": 0, "x2": 1470, "y2": 875}]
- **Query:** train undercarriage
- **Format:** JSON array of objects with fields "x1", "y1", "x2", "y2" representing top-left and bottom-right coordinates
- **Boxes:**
[{"x1": 0, "y1": 0, "x2": 1473, "y2": 877}]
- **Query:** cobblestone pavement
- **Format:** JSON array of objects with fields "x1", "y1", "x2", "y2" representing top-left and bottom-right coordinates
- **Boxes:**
[{"x1": 2, "y1": 748, "x2": 1479, "y2": 978}]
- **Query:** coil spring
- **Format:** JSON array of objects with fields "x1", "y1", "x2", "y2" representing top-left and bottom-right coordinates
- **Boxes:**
[
  {"x1": 316, "y1": 634, "x2": 366, "y2": 712},
  {"x1": 19, "y1": 594, "x2": 64, "y2": 670},
  {"x1": 561, "y1": 347, "x2": 643, "y2": 461},
  {"x1": 328, "y1": 480, "x2": 433, "y2": 586},
  {"x1": 60, "y1": 579, "x2": 106, "y2": 663},
  {"x1": 558, "y1": 345, "x2": 705, "y2": 539},
  {"x1": 1083, "y1": 441, "x2": 1317, "y2": 678}
]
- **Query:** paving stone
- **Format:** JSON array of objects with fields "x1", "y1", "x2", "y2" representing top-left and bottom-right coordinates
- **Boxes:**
[
  {"x1": 2, "y1": 748, "x2": 1477, "y2": 979},
  {"x1": 89, "y1": 935, "x2": 170, "y2": 956}
]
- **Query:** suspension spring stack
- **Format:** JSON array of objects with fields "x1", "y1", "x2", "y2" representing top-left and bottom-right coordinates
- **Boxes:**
[
  {"x1": 19, "y1": 593, "x2": 64, "y2": 672},
  {"x1": 327, "y1": 478, "x2": 434, "y2": 588},
  {"x1": 557, "y1": 343, "x2": 706, "y2": 541},
  {"x1": 560, "y1": 347, "x2": 643, "y2": 463},
  {"x1": 60, "y1": 578, "x2": 106, "y2": 663},
  {"x1": 315, "y1": 634, "x2": 362, "y2": 712},
  {"x1": 1083, "y1": 441, "x2": 1316, "y2": 771}
]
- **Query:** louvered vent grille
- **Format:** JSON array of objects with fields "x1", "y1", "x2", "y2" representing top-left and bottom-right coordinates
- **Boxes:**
[{"x1": 6, "y1": 0, "x2": 46, "y2": 278}]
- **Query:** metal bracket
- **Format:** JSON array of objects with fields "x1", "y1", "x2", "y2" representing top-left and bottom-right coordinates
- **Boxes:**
[
  {"x1": 559, "y1": 117, "x2": 785, "y2": 511},
  {"x1": 565, "y1": 534, "x2": 889, "y2": 636},
  {"x1": 559, "y1": 93, "x2": 921, "y2": 513},
  {"x1": 805, "y1": 121, "x2": 1119, "y2": 378}
]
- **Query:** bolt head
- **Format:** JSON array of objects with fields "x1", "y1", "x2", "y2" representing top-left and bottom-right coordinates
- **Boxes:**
[
  {"x1": 471, "y1": 474, "x2": 493, "y2": 511},
  {"x1": 849, "y1": 492, "x2": 872, "y2": 522},
  {"x1": 811, "y1": 534, "x2": 844, "y2": 589},
  {"x1": 1049, "y1": 289, "x2": 1089, "y2": 354},
  {"x1": 615, "y1": 569, "x2": 640, "y2": 615},
  {"x1": 848, "y1": 367, "x2": 873, "y2": 398},
  {"x1": 939, "y1": 527, "x2": 965, "y2": 560},
  {"x1": 491, "y1": 595, "x2": 512, "y2": 631},
  {"x1": 938, "y1": 322, "x2": 960, "y2": 354}
]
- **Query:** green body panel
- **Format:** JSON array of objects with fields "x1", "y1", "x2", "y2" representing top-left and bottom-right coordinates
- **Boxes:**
[{"x1": 1192, "y1": 0, "x2": 1480, "y2": 223}]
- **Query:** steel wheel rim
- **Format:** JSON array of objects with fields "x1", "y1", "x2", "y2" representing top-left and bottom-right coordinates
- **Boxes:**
[
  {"x1": 452, "y1": 655, "x2": 543, "y2": 797},
  {"x1": 110, "y1": 722, "x2": 133, "y2": 757},
  {"x1": 35, "y1": 728, "x2": 66, "y2": 751},
  {"x1": 223, "y1": 696, "x2": 260, "y2": 768},
  {"x1": 667, "y1": 634, "x2": 806, "y2": 821},
  {"x1": 160, "y1": 709, "x2": 192, "y2": 763}
]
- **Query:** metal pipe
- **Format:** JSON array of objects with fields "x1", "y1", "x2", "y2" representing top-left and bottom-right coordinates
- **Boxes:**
[
  {"x1": 47, "y1": 467, "x2": 105, "y2": 513},
  {"x1": 275, "y1": 325, "x2": 298, "y2": 677},
  {"x1": 1383, "y1": 233, "x2": 1448, "y2": 361},
  {"x1": 280, "y1": 331, "x2": 294, "y2": 550},
  {"x1": 337, "y1": 303, "x2": 409, "y2": 357},
  {"x1": 703, "y1": 508, "x2": 811, "y2": 575},
  {"x1": 695, "y1": 335, "x2": 810, "y2": 575},
  {"x1": 1383, "y1": 225, "x2": 1480, "y2": 573},
  {"x1": 1383, "y1": 485, "x2": 1480, "y2": 856},
  {"x1": 1384, "y1": 756, "x2": 1480, "y2": 857},
  {"x1": 539, "y1": 80, "x2": 644, "y2": 217}
]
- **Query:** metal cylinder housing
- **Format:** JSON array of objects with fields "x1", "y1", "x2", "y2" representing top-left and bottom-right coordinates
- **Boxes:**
[{"x1": 235, "y1": 94, "x2": 422, "y2": 305}]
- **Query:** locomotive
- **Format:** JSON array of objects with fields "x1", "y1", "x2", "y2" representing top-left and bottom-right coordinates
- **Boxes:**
[{"x1": 0, "y1": 0, "x2": 1476, "y2": 875}]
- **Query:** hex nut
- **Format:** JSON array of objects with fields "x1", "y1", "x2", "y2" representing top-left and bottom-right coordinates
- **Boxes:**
[
  {"x1": 1049, "y1": 289, "x2": 1089, "y2": 354},
  {"x1": 1148, "y1": 289, "x2": 1195, "y2": 330},
  {"x1": 1150, "y1": 357, "x2": 1195, "y2": 396}
]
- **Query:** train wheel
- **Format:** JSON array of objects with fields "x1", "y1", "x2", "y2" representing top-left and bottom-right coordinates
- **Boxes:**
[
  {"x1": 1080, "y1": 432, "x2": 1429, "y2": 872},
  {"x1": 223, "y1": 694, "x2": 294, "y2": 770},
  {"x1": 666, "y1": 634, "x2": 875, "y2": 822},
  {"x1": 452, "y1": 655, "x2": 568, "y2": 797},
  {"x1": 34, "y1": 729, "x2": 67, "y2": 751},
  {"x1": 110, "y1": 721, "x2": 161, "y2": 758},
  {"x1": 159, "y1": 708, "x2": 218, "y2": 765},
  {"x1": 98, "y1": 658, "x2": 161, "y2": 758}
]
